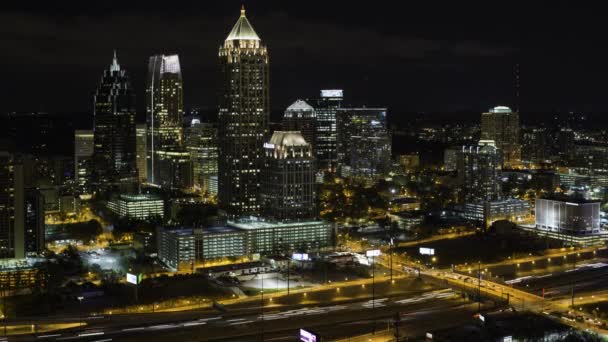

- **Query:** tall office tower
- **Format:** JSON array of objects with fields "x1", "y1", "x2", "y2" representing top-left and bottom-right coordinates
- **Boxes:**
[
  {"x1": 0, "y1": 151, "x2": 24, "y2": 259},
  {"x1": 457, "y1": 140, "x2": 502, "y2": 202},
  {"x1": 218, "y1": 6, "x2": 269, "y2": 217},
  {"x1": 135, "y1": 124, "x2": 147, "y2": 183},
  {"x1": 262, "y1": 132, "x2": 316, "y2": 221},
  {"x1": 481, "y1": 106, "x2": 521, "y2": 168},
  {"x1": 314, "y1": 90, "x2": 343, "y2": 172},
  {"x1": 558, "y1": 128, "x2": 575, "y2": 163},
  {"x1": 92, "y1": 51, "x2": 137, "y2": 184},
  {"x1": 146, "y1": 54, "x2": 185, "y2": 184},
  {"x1": 184, "y1": 119, "x2": 218, "y2": 193},
  {"x1": 336, "y1": 108, "x2": 391, "y2": 182},
  {"x1": 283, "y1": 100, "x2": 316, "y2": 152},
  {"x1": 74, "y1": 129, "x2": 94, "y2": 188},
  {"x1": 24, "y1": 189, "x2": 44, "y2": 256}
]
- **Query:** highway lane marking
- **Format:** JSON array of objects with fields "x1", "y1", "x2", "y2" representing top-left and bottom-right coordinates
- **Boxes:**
[
  {"x1": 37, "y1": 334, "x2": 62, "y2": 339},
  {"x1": 122, "y1": 327, "x2": 145, "y2": 332},
  {"x1": 78, "y1": 332, "x2": 104, "y2": 337},
  {"x1": 183, "y1": 321, "x2": 207, "y2": 327}
]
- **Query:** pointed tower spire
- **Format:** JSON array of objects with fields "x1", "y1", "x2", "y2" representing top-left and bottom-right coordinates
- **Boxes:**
[
  {"x1": 241, "y1": 4, "x2": 246, "y2": 17},
  {"x1": 110, "y1": 49, "x2": 120, "y2": 72},
  {"x1": 226, "y1": 6, "x2": 260, "y2": 41}
]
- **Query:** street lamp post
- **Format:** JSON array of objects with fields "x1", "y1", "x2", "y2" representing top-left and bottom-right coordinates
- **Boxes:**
[
  {"x1": 477, "y1": 262, "x2": 481, "y2": 312},
  {"x1": 77, "y1": 296, "x2": 84, "y2": 329},
  {"x1": 260, "y1": 271, "x2": 264, "y2": 342},
  {"x1": 366, "y1": 249, "x2": 381, "y2": 335}
]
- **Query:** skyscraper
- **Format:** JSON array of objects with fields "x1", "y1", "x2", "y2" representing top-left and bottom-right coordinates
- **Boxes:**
[
  {"x1": 457, "y1": 140, "x2": 502, "y2": 202},
  {"x1": 218, "y1": 6, "x2": 269, "y2": 217},
  {"x1": 92, "y1": 51, "x2": 137, "y2": 184},
  {"x1": 0, "y1": 151, "x2": 24, "y2": 259},
  {"x1": 262, "y1": 131, "x2": 316, "y2": 221},
  {"x1": 146, "y1": 54, "x2": 185, "y2": 185},
  {"x1": 481, "y1": 106, "x2": 521, "y2": 167},
  {"x1": 283, "y1": 100, "x2": 316, "y2": 152},
  {"x1": 336, "y1": 108, "x2": 391, "y2": 182},
  {"x1": 24, "y1": 189, "x2": 44, "y2": 256},
  {"x1": 314, "y1": 90, "x2": 343, "y2": 172},
  {"x1": 74, "y1": 129, "x2": 94, "y2": 188},
  {"x1": 184, "y1": 119, "x2": 218, "y2": 194},
  {"x1": 135, "y1": 124, "x2": 147, "y2": 183}
]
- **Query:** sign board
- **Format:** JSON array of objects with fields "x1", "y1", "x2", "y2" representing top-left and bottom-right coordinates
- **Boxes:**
[
  {"x1": 419, "y1": 247, "x2": 435, "y2": 256},
  {"x1": 292, "y1": 253, "x2": 310, "y2": 261},
  {"x1": 320, "y1": 89, "x2": 343, "y2": 98},
  {"x1": 366, "y1": 249, "x2": 381, "y2": 257},
  {"x1": 426, "y1": 332, "x2": 433, "y2": 339},
  {"x1": 126, "y1": 273, "x2": 139, "y2": 285},
  {"x1": 503, "y1": 337, "x2": 513, "y2": 342},
  {"x1": 300, "y1": 328, "x2": 319, "y2": 342}
]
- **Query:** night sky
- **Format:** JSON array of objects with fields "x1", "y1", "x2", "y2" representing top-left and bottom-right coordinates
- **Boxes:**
[{"x1": 2, "y1": 1, "x2": 606, "y2": 121}]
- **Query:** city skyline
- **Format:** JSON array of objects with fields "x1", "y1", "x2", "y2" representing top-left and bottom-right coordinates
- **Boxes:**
[{"x1": 3, "y1": 2, "x2": 608, "y2": 117}]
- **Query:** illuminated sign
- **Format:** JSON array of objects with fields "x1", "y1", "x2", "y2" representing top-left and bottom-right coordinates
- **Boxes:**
[
  {"x1": 426, "y1": 332, "x2": 433, "y2": 339},
  {"x1": 503, "y1": 337, "x2": 513, "y2": 342},
  {"x1": 263, "y1": 143, "x2": 275, "y2": 149},
  {"x1": 292, "y1": 253, "x2": 310, "y2": 261},
  {"x1": 419, "y1": 247, "x2": 435, "y2": 256},
  {"x1": 366, "y1": 249, "x2": 381, "y2": 257},
  {"x1": 126, "y1": 273, "x2": 140, "y2": 285},
  {"x1": 320, "y1": 89, "x2": 343, "y2": 98},
  {"x1": 300, "y1": 328, "x2": 319, "y2": 342}
]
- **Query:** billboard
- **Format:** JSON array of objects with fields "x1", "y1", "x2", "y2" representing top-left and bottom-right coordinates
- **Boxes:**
[
  {"x1": 292, "y1": 253, "x2": 310, "y2": 261},
  {"x1": 320, "y1": 89, "x2": 343, "y2": 98},
  {"x1": 300, "y1": 329, "x2": 319, "y2": 342},
  {"x1": 366, "y1": 249, "x2": 381, "y2": 257},
  {"x1": 419, "y1": 247, "x2": 435, "y2": 256},
  {"x1": 126, "y1": 273, "x2": 140, "y2": 285}
]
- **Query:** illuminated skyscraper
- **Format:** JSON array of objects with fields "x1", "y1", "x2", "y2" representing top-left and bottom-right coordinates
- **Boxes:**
[
  {"x1": 314, "y1": 90, "x2": 343, "y2": 172},
  {"x1": 336, "y1": 108, "x2": 391, "y2": 182},
  {"x1": 283, "y1": 100, "x2": 316, "y2": 152},
  {"x1": 184, "y1": 119, "x2": 218, "y2": 194},
  {"x1": 146, "y1": 54, "x2": 185, "y2": 184},
  {"x1": 457, "y1": 140, "x2": 502, "y2": 202},
  {"x1": 481, "y1": 106, "x2": 521, "y2": 167},
  {"x1": 262, "y1": 132, "x2": 316, "y2": 221},
  {"x1": 92, "y1": 51, "x2": 137, "y2": 184},
  {"x1": 0, "y1": 151, "x2": 24, "y2": 259},
  {"x1": 218, "y1": 6, "x2": 269, "y2": 217},
  {"x1": 135, "y1": 124, "x2": 147, "y2": 183},
  {"x1": 74, "y1": 129, "x2": 94, "y2": 188}
]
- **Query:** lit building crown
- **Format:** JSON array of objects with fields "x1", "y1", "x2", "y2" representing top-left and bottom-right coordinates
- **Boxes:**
[{"x1": 225, "y1": 5, "x2": 261, "y2": 41}]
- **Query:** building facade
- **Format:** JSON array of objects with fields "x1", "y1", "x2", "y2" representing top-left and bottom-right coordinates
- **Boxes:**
[
  {"x1": 107, "y1": 194, "x2": 164, "y2": 220},
  {"x1": 313, "y1": 90, "x2": 343, "y2": 172},
  {"x1": 282, "y1": 100, "x2": 316, "y2": 152},
  {"x1": 457, "y1": 140, "x2": 502, "y2": 202},
  {"x1": 184, "y1": 120, "x2": 218, "y2": 193},
  {"x1": 92, "y1": 51, "x2": 137, "y2": 185},
  {"x1": 146, "y1": 54, "x2": 185, "y2": 185},
  {"x1": 336, "y1": 108, "x2": 391, "y2": 182},
  {"x1": 535, "y1": 196, "x2": 601, "y2": 235},
  {"x1": 0, "y1": 151, "x2": 24, "y2": 259},
  {"x1": 261, "y1": 131, "x2": 316, "y2": 221},
  {"x1": 481, "y1": 106, "x2": 521, "y2": 167},
  {"x1": 74, "y1": 130, "x2": 94, "y2": 188},
  {"x1": 218, "y1": 7, "x2": 269, "y2": 217},
  {"x1": 135, "y1": 124, "x2": 147, "y2": 183},
  {"x1": 24, "y1": 189, "x2": 44, "y2": 256}
]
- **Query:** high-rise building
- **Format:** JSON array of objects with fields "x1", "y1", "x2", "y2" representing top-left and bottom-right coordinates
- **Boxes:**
[
  {"x1": 536, "y1": 196, "x2": 600, "y2": 235},
  {"x1": 92, "y1": 51, "x2": 137, "y2": 185},
  {"x1": 155, "y1": 149, "x2": 194, "y2": 189},
  {"x1": 218, "y1": 7, "x2": 269, "y2": 217},
  {"x1": 336, "y1": 108, "x2": 391, "y2": 182},
  {"x1": 135, "y1": 124, "x2": 147, "y2": 183},
  {"x1": 0, "y1": 151, "x2": 24, "y2": 259},
  {"x1": 74, "y1": 129, "x2": 94, "y2": 188},
  {"x1": 457, "y1": 140, "x2": 502, "y2": 202},
  {"x1": 314, "y1": 90, "x2": 343, "y2": 171},
  {"x1": 146, "y1": 54, "x2": 185, "y2": 185},
  {"x1": 262, "y1": 131, "x2": 316, "y2": 221},
  {"x1": 282, "y1": 100, "x2": 316, "y2": 152},
  {"x1": 184, "y1": 119, "x2": 218, "y2": 193},
  {"x1": 24, "y1": 189, "x2": 44, "y2": 256},
  {"x1": 481, "y1": 106, "x2": 521, "y2": 167}
]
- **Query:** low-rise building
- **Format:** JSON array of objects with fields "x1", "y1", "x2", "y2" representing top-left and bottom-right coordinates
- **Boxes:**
[
  {"x1": 107, "y1": 194, "x2": 164, "y2": 220},
  {"x1": 463, "y1": 198, "x2": 530, "y2": 228},
  {"x1": 535, "y1": 196, "x2": 600, "y2": 235}
]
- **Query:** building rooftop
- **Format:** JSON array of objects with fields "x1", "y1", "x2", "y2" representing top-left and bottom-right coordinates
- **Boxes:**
[
  {"x1": 540, "y1": 195, "x2": 600, "y2": 204},
  {"x1": 268, "y1": 131, "x2": 309, "y2": 147},
  {"x1": 118, "y1": 193, "x2": 163, "y2": 202},
  {"x1": 488, "y1": 106, "x2": 513, "y2": 114},
  {"x1": 286, "y1": 99, "x2": 314, "y2": 112},
  {"x1": 228, "y1": 218, "x2": 328, "y2": 231},
  {"x1": 226, "y1": 6, "x2": 260, "y2": 41}
]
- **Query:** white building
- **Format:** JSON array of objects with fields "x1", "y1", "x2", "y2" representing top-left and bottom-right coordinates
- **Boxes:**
[{"x1": 107, "y1": 194, "x2": 164, "y2": 220}]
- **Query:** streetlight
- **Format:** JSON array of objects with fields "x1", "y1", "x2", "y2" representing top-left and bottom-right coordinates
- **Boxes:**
[
  {"x1": 366, "y1": 249, "x2": 381, "y2": 335},
  {"x1": 77, "y1": 296, "x2": 84, "y2": 329}
]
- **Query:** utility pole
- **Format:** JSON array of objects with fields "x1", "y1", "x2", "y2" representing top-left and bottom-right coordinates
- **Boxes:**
[
  {"x1": 478, "y1": 262, "x2": 481, "y2": 312},
  {"x1": 393, "y1": 312, "x2": 401, "y2": 341},
  {"x1": 260, "y1": 272, "x2": 264, "y2": 342},
  {"x1": 372, "y1": 254, "x2": 376, "y2": 335},
  {"x1": 571, "y1": 252, "x2": 576, "y2": 307},
  {"x1": 389, "y1": 238, "x2": 393, "y2": 282}
]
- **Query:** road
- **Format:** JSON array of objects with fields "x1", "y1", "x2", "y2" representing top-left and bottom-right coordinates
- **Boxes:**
[{"x1": 12, "y1": 289, "x2": 469, "y2": 341}]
